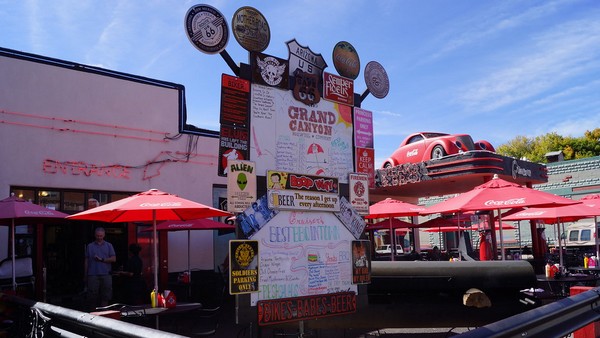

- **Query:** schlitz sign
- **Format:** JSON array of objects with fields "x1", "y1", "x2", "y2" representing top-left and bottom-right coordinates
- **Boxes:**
[{"x1": 257, "y1": 291, "x2": 356, "y2": 326}]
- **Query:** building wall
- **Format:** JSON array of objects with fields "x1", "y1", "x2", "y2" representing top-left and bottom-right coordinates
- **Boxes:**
[{"x1": 0, "y1": 48, "x2": 226, "y2": 272}]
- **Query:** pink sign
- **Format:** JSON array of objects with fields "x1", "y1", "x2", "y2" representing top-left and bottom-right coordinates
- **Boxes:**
[{"x1": 353, "y1": 108, "x2": 373, "y2": 148}]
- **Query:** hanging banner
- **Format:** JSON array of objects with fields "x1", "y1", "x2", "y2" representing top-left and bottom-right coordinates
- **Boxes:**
[
  {"x1": 348, "y1": 173, "x2": 369, "y2": 215},
  {"x1": 227, "y1": 160, "x2": 257, "y2": 212},
  {"x1": 352, "y1": 240, "x2": 371, "y2": 284}
]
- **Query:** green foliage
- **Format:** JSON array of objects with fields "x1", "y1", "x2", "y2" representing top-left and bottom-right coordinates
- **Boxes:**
[{"x1": 496, "y1": 128, "x2": 600, "y2": 163}]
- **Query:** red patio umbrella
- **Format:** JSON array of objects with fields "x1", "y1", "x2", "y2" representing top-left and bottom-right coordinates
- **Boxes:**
[
  {"x1": 67, "y1": 188, "x2": 232, "y2": 299},
  {"x1": 580, "y1": 194, "x2": 600, "y2": 258},
  {"x1": 365, "y1": 198, "x2": 425, "y2": 260},
  {"x1": 422, "y1": 222, "x2": 515, "y2": 233},
  {"x1": 422, "y1": 174, "x2": 579, "y2": 260},
  {"x1": 365, "y1": 218, "x2": 415, "y2": 231},
  {"x1": 144, "y1": 219, "x2": 235, "y2": 292},
  {"x1": 504, "y1": 202, "x2": 599, "y2": 266},
  {"x1": 0, "y1": 195, "x2": 68, "y2": 290}
]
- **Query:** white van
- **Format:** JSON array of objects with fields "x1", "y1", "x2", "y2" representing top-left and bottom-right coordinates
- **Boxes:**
[
  {"x1": 375, "y1": 244, "x2": 404, "y2": 254},
  {"x1": 565, "y1": 220, "x2": 597, "y2": 247}
]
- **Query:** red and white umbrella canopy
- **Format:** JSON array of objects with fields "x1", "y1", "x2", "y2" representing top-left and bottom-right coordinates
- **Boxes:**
[
  {"x1": 0, "y1": 195, "x2": 68, "y2": 290},
  {"x1": 0, "y1": 195, "x2": 68, "y2": 222},
  {"x1": 365, "y1": 198, "x2": 425, "y2": 218},
  {"x1": 503, "y1": 203, "x2": 598, "y2": 223},
  {"x1": 67, "y1": 189, "x2": 231, "y2": 222},
  {"x1": 67, "y1": 189, "x2": 231, "y2": 296},
  {"x1": 152, "y1": 219, "x2": 235, "y2": 231},
  {"x1": 580, "y1": 194, "x2": 600, "y2": 211},
  {"x1": 422, "y1": 175, "x2": 579, "y2": 215},
  {"x1": 366, "y1": 218, "x2": 415, "y2": 231}
]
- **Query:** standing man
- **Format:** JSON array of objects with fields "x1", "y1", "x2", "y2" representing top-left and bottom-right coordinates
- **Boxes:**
[{"x1": 85, "y1": 227, "x2": 116, "y2": 309}]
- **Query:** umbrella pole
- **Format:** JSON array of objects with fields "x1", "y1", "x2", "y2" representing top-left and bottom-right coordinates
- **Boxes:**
[
  {"x1": 594, "y1": 216, "x2": 600, "y2": 259},
  {"x1": 389, "y1": 218, "x2": 395, "y2": 262},
  {"x1": 188, "y1": 229, "x2": 192, "y2": 299},
  {"x1": 12, "y1": 219, "x2": 16, "y2": 291},
  {"x1": 558, "y1": 219, "x2": 564, "y2": 268},
  {"x1": 497, "y1": 210, "x2": 505, "y2": 261},
  {"x1": 153, "y1": 210, "x2": 159, "y2": 297}
]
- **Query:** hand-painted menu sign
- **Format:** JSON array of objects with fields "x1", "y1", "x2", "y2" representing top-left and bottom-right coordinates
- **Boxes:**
[
  {"x1": 257, "y1": 291, "x2": 356, "y2": 326},
  {"x1": 250, "y1": 211, "x2": 357, "y2": 306}
]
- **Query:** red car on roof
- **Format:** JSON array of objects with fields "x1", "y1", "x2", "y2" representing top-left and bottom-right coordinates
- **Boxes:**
[{"x1": 381, "y1": 132, "x2": 495, "y2": 168}]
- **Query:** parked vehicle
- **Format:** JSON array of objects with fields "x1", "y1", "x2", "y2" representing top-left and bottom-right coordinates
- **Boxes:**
[
  {"x1": 375, "y1": 244, "x2": 404, "y2": 254},
  {"x1": 381, "y1": 132, "x2": 495, "y2": 168}
]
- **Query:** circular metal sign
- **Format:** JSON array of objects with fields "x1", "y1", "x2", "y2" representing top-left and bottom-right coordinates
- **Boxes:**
[
  {"x1": 184, "y1": 4, "x2": 229, "y2": 55},
  {"x1": 332, "y1": 41, "x2": 360, "y2": 80},
  {"x1": 364, "y1": 61, "x2": 389, "y2": 99},
  {"x1": 231, "y1": 6, "x2": 270, "y2": 52}
]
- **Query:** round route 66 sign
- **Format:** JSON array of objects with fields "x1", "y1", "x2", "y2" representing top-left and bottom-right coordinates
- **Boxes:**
[{"x1": 185, "y1": 4, "x2": 229, "y2": 55}]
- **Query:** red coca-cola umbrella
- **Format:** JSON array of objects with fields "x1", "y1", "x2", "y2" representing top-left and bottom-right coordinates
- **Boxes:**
[
  {"x1": 423, "y1": 222, "x2": 515, "y2": 233},
  {"x1": 143, "y1": 219, "x2": 235, "y2": 289},
  {"x1": 365, "y1": 198, "x2": 425, "y2": 260},
  {"x1": 0, "y1": 195, "x2": 68, "y2": 290},
  {"x1": 422, "y1": 175, "x2": 578, "y2": 259},
  {"x1": 67, "y1": 189, "x2": 232, "y2": 298},
  {"x1": 580, "y1": 194, "x2": 600, "y2": 258},
  {"x1": 504, "y1": 201, "x2": 600, "y2": 266},
  {"x1": 422, "y1": 175, "x2": 578, "y2": 215},
  {"x1": 365, "y1": 218, "x2": 414, "y2": 231},
  {"x1": 503, "y1": 203, "x2": 597, "y2": 223}
]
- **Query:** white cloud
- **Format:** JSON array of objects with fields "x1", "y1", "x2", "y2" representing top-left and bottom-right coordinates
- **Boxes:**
[{"x1": 458, "y1": 16, "x2": 600, "y2": 113}]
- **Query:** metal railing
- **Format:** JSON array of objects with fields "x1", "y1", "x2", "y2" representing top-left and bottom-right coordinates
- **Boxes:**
[
  {"x1": 457, "y1": 287, "x2": 600, "y2": 338},
  {"x1": 0, "y1": 293, "x2": 187, "y2": 338}
]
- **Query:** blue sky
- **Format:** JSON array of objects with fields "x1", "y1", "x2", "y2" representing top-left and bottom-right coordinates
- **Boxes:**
[{"x1": 1, "y1": 0, "x2": 599, "y2": 167}]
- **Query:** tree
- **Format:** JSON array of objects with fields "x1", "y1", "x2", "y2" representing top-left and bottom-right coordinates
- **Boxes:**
[{"x1": 496, "y1": 128, "x2": 600, "y2": 163}]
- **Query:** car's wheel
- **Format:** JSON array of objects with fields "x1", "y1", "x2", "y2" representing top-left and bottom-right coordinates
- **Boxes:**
[
  {"x1": 431, "y1": 145, "x2": 446, "y2": 160},
  {"x1": 383, "y1": 162, "x2": 393, "y2": 169}
]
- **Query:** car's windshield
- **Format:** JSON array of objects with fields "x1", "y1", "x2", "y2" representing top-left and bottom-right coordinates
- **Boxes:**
[{"x1": 422, "y1": 132, "x2": 448, "y2": 138}]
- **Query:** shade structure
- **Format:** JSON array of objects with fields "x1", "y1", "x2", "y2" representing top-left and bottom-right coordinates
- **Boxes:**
[
  {"x1": 67, "y1": 188, "x2": 232, "y2": 299},
  {"x1": 0, "y1": 195, "x2": 68, "y2": 290},
  {"x1": 365, "y1": 198, "x2": 424, "y2": 260},
  {"x1": 503, "y1": 202, "x2": 600, "y2": 266},
  {"x1": 421, "y1": 175, "x2": 579, "y2": 260}
]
